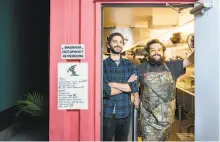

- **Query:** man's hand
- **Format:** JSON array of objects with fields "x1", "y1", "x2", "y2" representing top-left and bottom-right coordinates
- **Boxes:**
[
  {"x1": 131, "y1": 94, "x2": 135, "y2": 103},
  {"x1": 134, "y1": 97, "x2": 140, "y2": 109},
  {"x1": 133, "y1": 93, "x2": 140, "y2": 109},
  {"x1": 128, "y1": 74, "x2": 138, "y2": 83}
]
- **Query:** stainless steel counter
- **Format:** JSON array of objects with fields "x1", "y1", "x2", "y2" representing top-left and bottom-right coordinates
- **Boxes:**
[
  {"x1": 176, "y1": 86, "x2": 194, "y2": 96},
  {"x1": 176, "y1": 78, "x2": 195, "y2": 133}
]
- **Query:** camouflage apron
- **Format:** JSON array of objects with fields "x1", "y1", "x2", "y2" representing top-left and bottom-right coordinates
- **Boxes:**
[{"x1": 140, "y1": 63, "x2": 176, "y2": 141}]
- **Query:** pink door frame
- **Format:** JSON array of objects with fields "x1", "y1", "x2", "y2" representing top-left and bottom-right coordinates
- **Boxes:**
[{"x1": 50, "y1": 0, "x2": 196, "y2": 141}]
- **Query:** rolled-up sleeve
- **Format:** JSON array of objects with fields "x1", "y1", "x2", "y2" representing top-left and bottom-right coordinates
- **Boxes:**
[
  {"x1": 128, "y1": 63, "x2": 139, "y2": 93},
  {"x1": 103, "y1": 63, "x2": 111, "y2": 98}
]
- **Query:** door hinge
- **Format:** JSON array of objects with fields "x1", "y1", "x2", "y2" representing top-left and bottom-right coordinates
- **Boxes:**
[{"x1": 190, "y1": 0, "x2": 213, "y2": 15}]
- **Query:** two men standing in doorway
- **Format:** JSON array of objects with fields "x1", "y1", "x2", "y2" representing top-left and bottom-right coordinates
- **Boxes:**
[{"x1": 103, "y1": 32, "x2": 194, "y2": 141}]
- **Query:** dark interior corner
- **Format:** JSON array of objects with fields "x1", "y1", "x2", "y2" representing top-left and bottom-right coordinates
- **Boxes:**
[{"x1": 0, "y1": 0, "x2": 50, "y2": 140}]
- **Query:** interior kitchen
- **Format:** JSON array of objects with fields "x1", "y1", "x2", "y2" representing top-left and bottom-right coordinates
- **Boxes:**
[{"x1": 102, "y1": 6, "x2": 195, "y2": 141}]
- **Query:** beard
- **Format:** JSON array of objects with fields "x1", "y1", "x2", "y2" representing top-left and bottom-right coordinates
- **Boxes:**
[
  {"x1": 149, "y1": 53, "x2": 165, "y2": 66},
  {"x1": 110, "y1": 45, "x2": 122, "y2": 54}
]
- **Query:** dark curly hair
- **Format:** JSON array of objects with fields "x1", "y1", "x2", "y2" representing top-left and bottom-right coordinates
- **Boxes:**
[
  {"x1": 145, "y1": 39, "x2": 166, "y2": 54},
  {"x1": 106, "y1": 32, "x2": 125, "y2": 53}
]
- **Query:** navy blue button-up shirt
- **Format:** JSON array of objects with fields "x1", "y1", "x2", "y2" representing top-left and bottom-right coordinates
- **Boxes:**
[{"x1": 103, "y1": 57, "x2": 139, "y2": 119}]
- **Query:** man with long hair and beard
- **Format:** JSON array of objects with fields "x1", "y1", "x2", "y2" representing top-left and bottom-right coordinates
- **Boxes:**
[
  {"x1": 137, "y1": 39, "x2": 194, "y2": 141},
  {"x1": 103, "y1": 32, "x2": 139, "y2": 141}
]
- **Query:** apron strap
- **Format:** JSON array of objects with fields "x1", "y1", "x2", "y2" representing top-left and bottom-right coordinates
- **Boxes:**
[
  {"x1": 164, "y1": 63, "x2": 170, "y2": 72},
  {"x1": 164, "y1": 63, "x2": 176, "y2": 81}
]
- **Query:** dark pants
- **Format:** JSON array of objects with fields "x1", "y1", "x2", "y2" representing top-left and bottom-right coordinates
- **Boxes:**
[{"x1": 103, "y1": 115, "x2": 131, "y2": 141}]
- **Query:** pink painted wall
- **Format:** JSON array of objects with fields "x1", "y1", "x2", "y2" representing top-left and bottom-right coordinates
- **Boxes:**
[
  {"x1": 50, "y1": 0, "x2": 196, "y2": 141},
  {"x1": 50, "y1": 0, "x2": 98, "y2": 141}
]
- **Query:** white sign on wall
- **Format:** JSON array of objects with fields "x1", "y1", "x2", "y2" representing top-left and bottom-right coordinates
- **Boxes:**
[
  {"x1": 61, "y1": 44, "x2": 85, "y2": 59},
  {"x1": 58, "y1": 62, "x2": 88, "y2": 110}
]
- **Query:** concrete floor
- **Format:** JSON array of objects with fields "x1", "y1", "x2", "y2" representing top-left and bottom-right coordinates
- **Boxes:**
[{"x1": 8, "y1": 125, "x2": 48, "y2": 141}]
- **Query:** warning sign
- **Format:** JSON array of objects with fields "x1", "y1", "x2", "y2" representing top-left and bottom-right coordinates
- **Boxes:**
[{"x1": 61, "y1": 44, "x2": 85, "y2": 59}]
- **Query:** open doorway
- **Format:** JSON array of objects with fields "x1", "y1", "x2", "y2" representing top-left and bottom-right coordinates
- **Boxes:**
[{"x1": 102, "y1": 5, "x2": 195, "y2": 141}]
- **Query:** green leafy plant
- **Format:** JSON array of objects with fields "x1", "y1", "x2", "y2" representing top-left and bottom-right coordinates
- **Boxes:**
[{"x1": 15, "y1": 92, "x2": 48, "y2": 118}]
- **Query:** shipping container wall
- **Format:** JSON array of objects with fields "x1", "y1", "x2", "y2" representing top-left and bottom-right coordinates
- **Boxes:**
[
  {"x1": 50, "y1": 0, "x2": 196, "y2": 141},
  {"x1": 50, "y1": 0, "x2": 98, "y2": 141}
]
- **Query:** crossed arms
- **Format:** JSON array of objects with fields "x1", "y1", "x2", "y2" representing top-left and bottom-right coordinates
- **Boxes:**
[
  {"x1": 108, "y1": 74, "x2": 138, "y2": 96},
  {"x1": 103, "y1": 65, "x2": 139, "y2": 97}
]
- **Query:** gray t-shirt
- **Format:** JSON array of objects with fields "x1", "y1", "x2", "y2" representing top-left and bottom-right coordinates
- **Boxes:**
[{"x1": 113, "y1": 60, "x2": 120, "y2": 66}]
